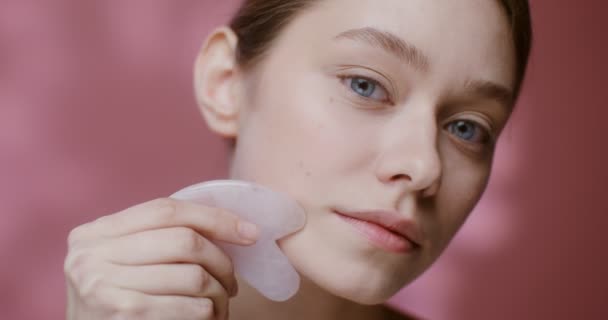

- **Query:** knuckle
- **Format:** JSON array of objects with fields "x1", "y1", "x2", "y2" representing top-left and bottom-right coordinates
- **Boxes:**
[
  {"x1": 175, "y1": 227, "x2": 205, "y2": 253},
  {"x1": 151, "y1": 197, "x2": 180, "y2": 222},
  {"x1": 217, "y1": 258, "x2": 235, "y2": 284},
  {"x1": 190, "y1": 265, "x2": 211, "y2": 292},
  {"x1": 64, "y1": 248, "x2": 109, "y2": 302},
  {"x1": 64, "y1": 247, "x2": 92, "y2": 279},
  {"x1": 212, "y1": 207, "x2": 234, "y2": 223},
  {"x1": 206, "y1": 207, "x2": 233, "y2": 235},
  {"x1": 194, "y1": 298, "x2": 214, "y2": 319},
  {"x1": 112, "y1": 295, "x2": 144, "y2": 317},
  {"x1": 67, "y1": 225, "x2": 86, "y2": 247},
  {"x1": 78, "y1": 273, "x2": 104, "y2": 300}
]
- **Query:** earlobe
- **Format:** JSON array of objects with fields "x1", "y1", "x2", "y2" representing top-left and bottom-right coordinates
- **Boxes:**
[{"x1": 194, "y1": 27, "x2": 241, "y2": 137}]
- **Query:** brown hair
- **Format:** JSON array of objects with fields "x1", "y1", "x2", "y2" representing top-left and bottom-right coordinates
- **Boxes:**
[{"x1": 229, "y1": 0, "x2": 532, "y2": 100}]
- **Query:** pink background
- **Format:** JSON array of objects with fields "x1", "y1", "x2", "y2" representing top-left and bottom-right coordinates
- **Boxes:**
[{"x1": 1, "y1": 1, "x2": 607, "y2": 319}]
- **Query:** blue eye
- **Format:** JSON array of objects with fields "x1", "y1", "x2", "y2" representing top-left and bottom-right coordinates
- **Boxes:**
[
  {"x1": 351, "y1": 77, "x2": 376, "y2": 97},
  {"x1": 344, "y1": 76, "x2": 389, "y2": 102},
  {"x1": 447, "y1": 120, "x2": 488, "y2": 143}
]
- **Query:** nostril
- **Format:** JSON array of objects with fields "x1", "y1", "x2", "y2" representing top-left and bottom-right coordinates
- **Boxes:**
[{"x1": 390, "y1": 173, "x2": 412, "y2": 182}]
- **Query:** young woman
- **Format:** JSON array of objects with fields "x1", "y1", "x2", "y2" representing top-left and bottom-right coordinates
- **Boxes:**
[{"x1": 64, "y1": 0, "x2": 532, "y2": 319}]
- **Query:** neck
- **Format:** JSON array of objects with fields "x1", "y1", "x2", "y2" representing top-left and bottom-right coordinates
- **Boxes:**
[{"x1": 229, "y1": 275, "x2": 396, "y2": 320}]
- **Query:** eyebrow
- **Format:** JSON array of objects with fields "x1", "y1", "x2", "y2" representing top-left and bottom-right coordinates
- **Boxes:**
[
  {"x1": 463, "y1": 79, "x2": 514, "y2": 109},
  {"x1": 334, "y1": 27, "x2": 429, "y2": 71},
  {"x1": 335, "y1": 27, "x2": 513, "y2": 108}
]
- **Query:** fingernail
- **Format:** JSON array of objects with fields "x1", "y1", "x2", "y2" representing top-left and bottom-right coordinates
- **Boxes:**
[{"x1": 237, "y1": 221, "x2": 259, "y2": 242}]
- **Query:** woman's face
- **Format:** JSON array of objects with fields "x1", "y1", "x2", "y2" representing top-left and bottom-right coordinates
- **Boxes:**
[{"x1": 227, "y1": 0, "x2": 515, "y2": 303}]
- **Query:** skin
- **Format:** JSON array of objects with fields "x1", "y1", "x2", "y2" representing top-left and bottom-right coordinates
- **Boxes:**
[{"x1": 64, "y1": 0, "x2": 515, "y2": 319}]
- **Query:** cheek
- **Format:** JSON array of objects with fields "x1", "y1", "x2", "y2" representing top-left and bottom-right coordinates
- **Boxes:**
[
  {"x1": 230, "y1": 82, "x2": 343, "y2": 201},
  {"x1": 235, "y1": 72, "x2": 377, "y2": 181},
  {"x1": 433, "y1": 144, "x2": 492, "y2": 249}
]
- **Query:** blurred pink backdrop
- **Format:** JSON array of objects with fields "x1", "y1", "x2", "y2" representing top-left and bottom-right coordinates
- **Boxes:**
[{"x1": 1, "y1": 1, "x2": 607, "y2": 319}]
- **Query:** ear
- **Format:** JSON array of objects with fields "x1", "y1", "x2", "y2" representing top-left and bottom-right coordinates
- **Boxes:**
[{"x1": 194, "y1": 27, "x2": 241, "y2": 138}]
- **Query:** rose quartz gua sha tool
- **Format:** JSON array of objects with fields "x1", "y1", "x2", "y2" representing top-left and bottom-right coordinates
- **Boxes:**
[{"x1": 170, "y1": 180, "x2": 306, "y2": 301}]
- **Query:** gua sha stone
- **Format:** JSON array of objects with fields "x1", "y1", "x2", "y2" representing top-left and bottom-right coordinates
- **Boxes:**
[{"x1": 170, "y1": 180, "x2": 306, "y2": 301}]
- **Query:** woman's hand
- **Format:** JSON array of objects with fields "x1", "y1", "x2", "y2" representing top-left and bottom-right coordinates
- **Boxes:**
[{"x1": 64, "y1": 198, "x2": 259, "y2": 320}]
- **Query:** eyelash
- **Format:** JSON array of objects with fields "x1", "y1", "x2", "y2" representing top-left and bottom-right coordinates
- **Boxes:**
[
  {"x1": 338, "y1": 75, "x2": 393, "y2": 105},
  {"x1": 338, "y1": 74, "x2": 495, "y2": 149},
  {"x1": 444, "y1": 119, "x2": 493, "y2": 149}
]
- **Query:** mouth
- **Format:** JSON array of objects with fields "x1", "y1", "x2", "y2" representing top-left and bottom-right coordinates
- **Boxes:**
[{"x1": 332, "y1": 208, "x2": 421, "y2": 254}]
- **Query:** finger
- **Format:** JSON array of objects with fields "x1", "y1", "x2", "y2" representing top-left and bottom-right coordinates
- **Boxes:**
[
  {"x1": 77, "y1": 198, "x2": 259, "y2": 245},
  {"x1": 107, "y1": 263, "x2": 230, "y2": 310},
  {"x1": 100, "y1": 227, "x2": 237, "y2": 295},
  {"x1": 96, "y1": 286, "x2": 219, "y2": 320},
  {"x1": 108, "y1": 263, "x2": 230, "y2": 297}
]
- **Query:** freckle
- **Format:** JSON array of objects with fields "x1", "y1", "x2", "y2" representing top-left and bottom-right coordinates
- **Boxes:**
[
  {"x1": 305, "y1": 171, "x2": 311, "y2": 177},
  {"x1": 329, "y1": 97, "x2": 334, "y2": 104},
  {"x1": 297, "y1": 160, "x2": 303, "y2": 168}
]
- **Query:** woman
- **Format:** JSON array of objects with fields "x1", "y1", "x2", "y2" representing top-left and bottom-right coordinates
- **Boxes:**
[{"x1": 64, "y1": 0, "x2": 532, "y2": 319}]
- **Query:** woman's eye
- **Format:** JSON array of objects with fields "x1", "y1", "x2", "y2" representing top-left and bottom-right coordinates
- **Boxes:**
[
  {"x1": 343, "y1": 76, "x2": 389, "y2": 102},
  {"x1": 446, "y1": 120, "x2": 489, "y2": 144}
]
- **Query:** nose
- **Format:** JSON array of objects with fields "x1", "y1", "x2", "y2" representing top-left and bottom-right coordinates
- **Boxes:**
[{"x1": 373, "y1": 107, "x2": 442, "y2": 197}]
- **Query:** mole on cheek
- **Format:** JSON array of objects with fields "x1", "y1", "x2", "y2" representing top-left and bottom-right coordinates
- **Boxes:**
[{"x1": 297, "y1": 160, "x2": 312, "y2": 177}]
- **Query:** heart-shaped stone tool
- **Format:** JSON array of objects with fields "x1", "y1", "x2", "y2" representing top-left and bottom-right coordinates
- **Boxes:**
[{"x1": 170, "y1": 180, "x2": 306, "y2": 301}]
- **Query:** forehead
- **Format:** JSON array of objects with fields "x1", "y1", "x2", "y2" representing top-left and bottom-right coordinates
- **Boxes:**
[{"x1": 270, "y1": 0, "x2": 516, "y2": 90}]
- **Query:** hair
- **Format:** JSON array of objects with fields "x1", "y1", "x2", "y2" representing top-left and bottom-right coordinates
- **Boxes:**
[{"x1": 229, "y1": 0, "x2": 532, "y2": 101}]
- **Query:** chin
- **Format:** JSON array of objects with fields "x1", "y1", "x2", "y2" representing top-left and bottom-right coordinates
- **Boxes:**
[
  {"x1": 332, "y1": 281, "x2": 397, "y2": 305},
  {"x1": 279, "y1": 225, "x2": 414, "y2": 305},
  {"x1": 312, "y1": 261, "x2": 407, "y2": 305}
]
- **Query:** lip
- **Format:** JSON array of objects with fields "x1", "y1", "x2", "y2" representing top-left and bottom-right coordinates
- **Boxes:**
[{"x1": 332, "y1": 207, "x2": 422, "y2": 251}]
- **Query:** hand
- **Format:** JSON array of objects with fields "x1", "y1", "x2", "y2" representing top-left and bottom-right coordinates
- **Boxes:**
[{"x1": 64, "y1": 198, "x2": 259, "y2": 320}]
